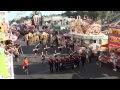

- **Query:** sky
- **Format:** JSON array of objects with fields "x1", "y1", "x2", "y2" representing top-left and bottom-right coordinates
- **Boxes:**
[{"x1": 8, "y1": 11, "x2": 65, "y2": 21}]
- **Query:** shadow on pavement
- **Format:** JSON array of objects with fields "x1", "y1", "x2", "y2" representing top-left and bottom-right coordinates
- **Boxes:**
[{"x1": 14, "y1": 60, "x2": 120, "y2": 79}]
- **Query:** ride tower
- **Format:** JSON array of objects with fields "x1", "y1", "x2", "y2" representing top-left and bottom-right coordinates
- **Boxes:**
[{"x1": 32, "y1": 11, "x2": 42, "y2": 31}]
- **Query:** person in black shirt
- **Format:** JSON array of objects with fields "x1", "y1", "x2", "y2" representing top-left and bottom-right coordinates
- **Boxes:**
[
  {"x1": 44, "y1": 45, "x2": 48, "y2": 55},
  {"x1": 75, "y1": 55, "x2": 80, "y2": 68},
  {"x1": 54, "y1": 57, "x2": 59, "y2": 72},
  {"x1": 48, "y1": 57, "x2": 54, "y2": 73},
  {"x1": 58, "y1": 46, "x2": 62, "y2": 53},
  {"x1": 34, "y1": 47, "x2": 39, "y2": 57},
  {"x1": 59, "y1": 57, "x2": 63, "y2": 71},
  {"x1": 40, "y1": 40, "x2": 42, "y2": 45},
  {"x1": 73, "y1": 56, "x2": 78, "y2": 68},
  {"x1": 81, "y1": 51, "x2": 86, "y2": 67}
]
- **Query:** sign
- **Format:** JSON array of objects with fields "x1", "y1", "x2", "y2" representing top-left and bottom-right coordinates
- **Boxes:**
[
  {"x1": 5, "y1": 55, "x2": 14, "y2": 79},
  {"x1": 0, "y1": 47, "x2": 14, "y2": 79},
  {"x1": 0, "y1": 48, "x2": 8, "y2": 79},
  {"x1": 0, "y1": 55, "x2": 14, "y2": 79}
]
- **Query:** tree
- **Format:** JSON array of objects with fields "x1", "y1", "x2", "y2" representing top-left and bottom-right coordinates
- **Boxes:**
[
  {"x1": 16, "y1": 20, "x2": 20, "y2": 24},
  {"x1": 19, "y1": 17, "x2": 25, "y2": 23},
  {"x1": 87, "y1": 11, "x2": 99, "y2": 20},
  {"x1": 72, "y1": 11, "x2": 85, "y2": 18},
  {"x1": 9, "y1": 19, "x2": 15, "y2": 25},
  {"x1": 61, "y1": 11, "x2": 88, "y2": 19},
  {"x1": 61, "y1": 11, "x2": 73, "y2": 17},
  {"x1": 24, "y1": 16, "x2": 30, "y2": 20}
]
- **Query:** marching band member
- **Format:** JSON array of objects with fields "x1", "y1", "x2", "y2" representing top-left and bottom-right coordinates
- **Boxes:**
[
  {"x1": 41, "y1": 52, "x2": 45, "y2": 64},
  {"x1": 33, "y1": 44, "x2": 39, "y2": 57},
  {"x1": 44, "y1": 45, "x2": 50, "y2": 55},
  {"x1": 48, "y1": 57, "x2": 54, "y2": 73},
  {"x1": 54, "y1": 57, "x2": 59, "y2": 72}
]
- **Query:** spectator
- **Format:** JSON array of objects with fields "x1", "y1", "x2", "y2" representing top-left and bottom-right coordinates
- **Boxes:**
[
  {"x1": 97, "y1": 54, "x2": 103, "y2": 68},
  {"x1": 81, "y1": 51, "x2": 86, "y2": 67},
  {"x1": 110, "y1": 51, "x2": 117, "y2": 71},
  {"x1": 58, "y1": 58, "x2": 63, "y2": 71}
]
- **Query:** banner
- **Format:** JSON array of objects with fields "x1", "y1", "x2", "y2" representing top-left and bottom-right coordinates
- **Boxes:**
[
  {"x1": 0, "y1": 54, "x2": 14, "y2": 79},
  {"x1": 0, "y1": 47, "x2": 9, "y2": 79},
  {"x1": 5, "y1": 55, "x2": 14, "y2": 79}
]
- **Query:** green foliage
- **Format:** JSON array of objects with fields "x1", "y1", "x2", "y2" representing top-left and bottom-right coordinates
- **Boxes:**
[
  {"x1": 87, "y1": 11, "x2": 99, "y2": 20},
  {"x1": 61, "y1": 11, "x2": 100, "y2": 20},
  {"x1": 61, "y1": 11, "x2": 73, "y2": 18}
]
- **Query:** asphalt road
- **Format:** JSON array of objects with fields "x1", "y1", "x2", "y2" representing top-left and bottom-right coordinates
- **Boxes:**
[{"x1": 13, "y1": 38, "x2": 120, "y2": 79}]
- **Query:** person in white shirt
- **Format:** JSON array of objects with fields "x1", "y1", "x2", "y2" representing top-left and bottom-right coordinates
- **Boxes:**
[
  {"x1": 33, "y1": 44, "x2": 39, "y2": 57},
  {"x1": 110, "y1": 51, "x2": 117, "y2": 71},
  {"x1": 41, "y1": 52, "x2": 45, "y2": 64},
  {"x1": 44, "y1": 45, "x2": 50, "y2": 55}
]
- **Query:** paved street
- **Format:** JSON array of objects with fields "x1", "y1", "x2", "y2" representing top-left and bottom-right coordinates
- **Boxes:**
[{"x1": 13, "y1": 38, "x2": 120, "y2": 79}]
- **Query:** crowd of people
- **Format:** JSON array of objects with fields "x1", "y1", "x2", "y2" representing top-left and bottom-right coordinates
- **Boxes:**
[{"x1": 0, "y1": 40, "x2": 23, "y2": 62}]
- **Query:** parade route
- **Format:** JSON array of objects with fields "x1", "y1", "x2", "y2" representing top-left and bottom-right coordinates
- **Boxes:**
[
  {"x1": 12, "y1": 38, "x2": 120, "y2": 79},
  {"x1": 14, "y1": 56, "x2": 120, "y2": 79}
]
